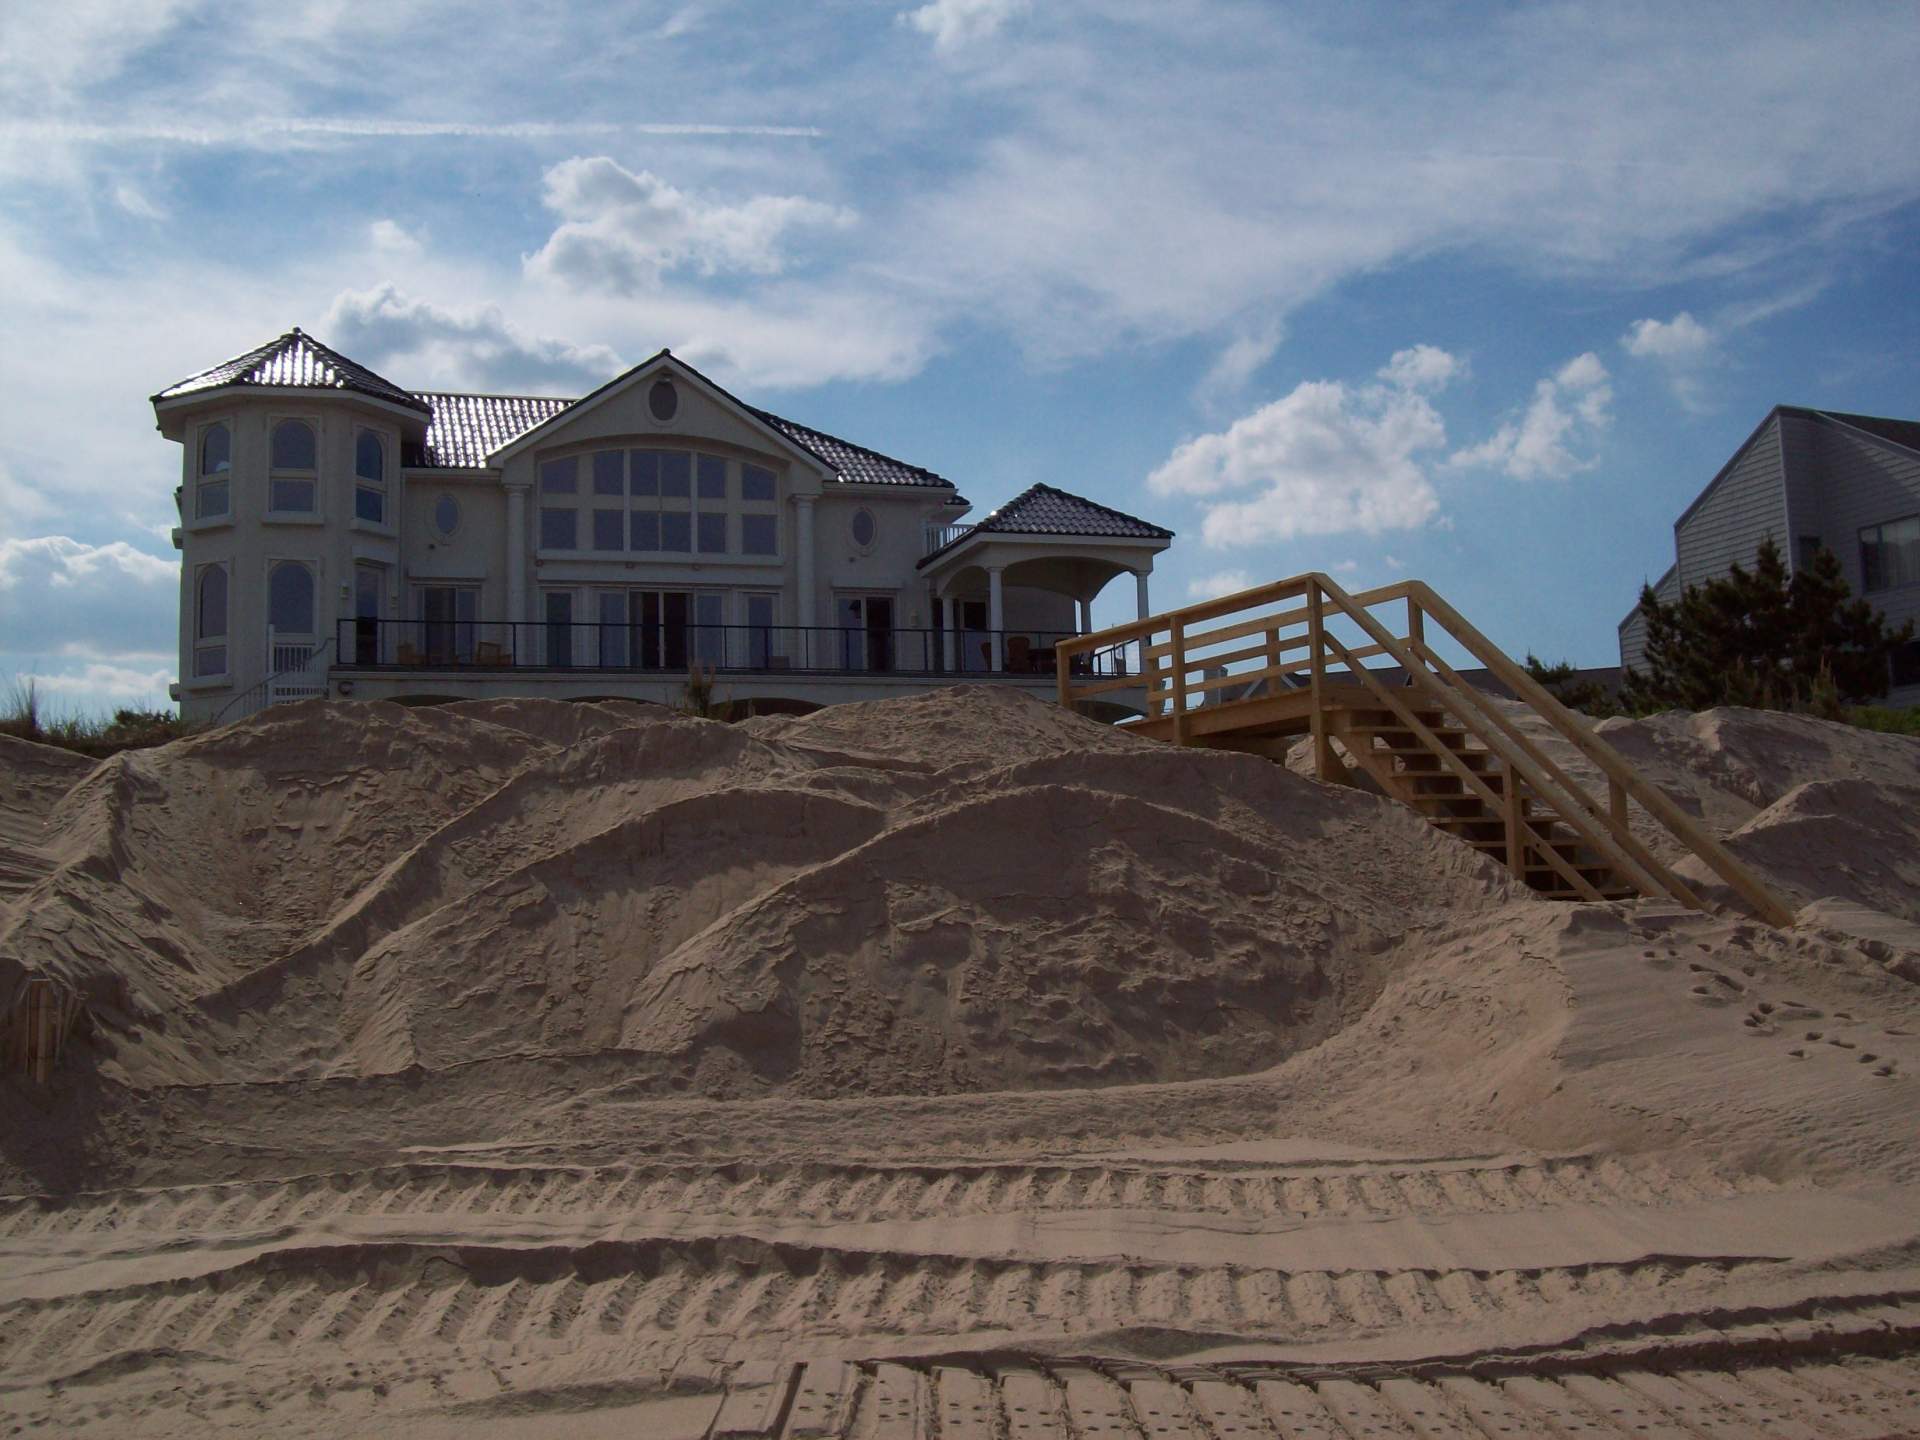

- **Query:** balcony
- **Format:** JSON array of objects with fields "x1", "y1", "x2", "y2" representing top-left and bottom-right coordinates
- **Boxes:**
[{"x1": 333, "y1": 618, "x2": 1132, "y2": 680}]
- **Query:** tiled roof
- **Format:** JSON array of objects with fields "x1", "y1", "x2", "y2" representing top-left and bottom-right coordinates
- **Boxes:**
[
  {"x1": 974, "y1": 483, "x2": 1173, "y2": 539},
  {"x1": 749, "y1": 409, "x2": 954, "y2": 490},
  {"x1": 920, "y1": 483, "x2": 1172, "y2": 565},
  {"x1": 153, "y1": 329, "x2": 427, "y2": 412},
  {"x1": 1819, "y1": 410, "x2": 1920, "y2": 457},
  {"x1": 408, "y1": 393, "x2": 575, "y2": 468}
]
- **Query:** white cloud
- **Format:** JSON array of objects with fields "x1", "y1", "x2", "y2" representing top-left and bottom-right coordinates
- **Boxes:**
[
  {"x1": 0, "y1": 462, "x2": 57, "y2": 541},
  {"x1": 0, "y1": 536, "x2": 177, "y2": 663},
  {"x1": 1150, "y1": 349, "x2": 1458, "y2": 545},
  {"x1": 369, "y1": 218, "x2": 423, "y2": 255},
  {"x1": 6, "y1": 660, "x2": 175, "y2": 713},
  {"x1": 1198, "y1": 325, "x2": 1285, "y2": 408},
  {"x1": 1450, "y1": 352, "x2": 1613, "y2": 481},
  {"x1": 525, "y1": 157, "x2": 855, "y2": 295},
  {"x1": 901, "y1": 0, "x2": 1031, "y2": 53},
  {"x1": 322, "y1": 284, "x2": 621, "y2": 394},
  {"x1": 112, "y1": 181, "x2": 166, "y2": 221},
  {"x1": 1378, "y1": 344, "x2": 1465, "y2": 393},
  {"x1": 1187, "y1": 570, "x2": 1252, "y2": 601},
  {"x1": 1622, "y1": 311, "x2": 1712, "y2": 359}
]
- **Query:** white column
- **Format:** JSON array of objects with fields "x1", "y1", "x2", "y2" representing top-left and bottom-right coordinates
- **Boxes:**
[
  {"x1": 942, "y1": 590, "x2": 959, "y2": 671},
  {"x1": 987, "y1": 566, "x2": 1006, "y2": 672},
  {"x1": 794, "y1": 496, "x2": 817, "y2": 632},
  {"x1": 1134, "y1": 569, "x2": 1151, "y2": 621},
  {"x1": 1078, "y1": 597, "x2": 1093, "y2": 636},
  {"x1": 505, "y1": 482, "x2": 529, "y2": 656}
]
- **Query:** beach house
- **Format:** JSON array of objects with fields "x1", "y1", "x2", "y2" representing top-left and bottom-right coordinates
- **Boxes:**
[{"x1": 154, "y1": 330, "x2": 1173, "y2": 722}]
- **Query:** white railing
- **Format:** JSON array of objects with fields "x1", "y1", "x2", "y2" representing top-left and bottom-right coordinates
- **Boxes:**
[
  {"x1": 215, "y1": 634, "x2": 336, "y2": 724},
  {"x1": 924, "y1": 522, "x2": 976, "y2": 555}
]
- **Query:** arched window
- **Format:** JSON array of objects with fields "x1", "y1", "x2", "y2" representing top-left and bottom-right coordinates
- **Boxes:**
[
  {"x1": 355, "y1": 430, "x2": 383, "y2": 482},
  {"x1": 271, "y1": 419, "x2": 316, "y2": 470},
  {"x1": 268, "y1": 561, "x2": 315, "y2": 635},
  {"x1": 200, "y1": 423, "x2": 231, "y2": 476},
  {"x1": 194, "y1": 565, "x2": 228, "y2": 677}
]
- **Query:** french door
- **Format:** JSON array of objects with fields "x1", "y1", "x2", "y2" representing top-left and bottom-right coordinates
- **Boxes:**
[{"x1": 839, "y1": 593, "x2": 894, "y2": 672}]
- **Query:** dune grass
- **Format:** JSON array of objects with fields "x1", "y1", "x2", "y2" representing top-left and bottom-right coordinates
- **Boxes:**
[{"x1": 1, "y1": 677, "x2": 196, "y2": 758}]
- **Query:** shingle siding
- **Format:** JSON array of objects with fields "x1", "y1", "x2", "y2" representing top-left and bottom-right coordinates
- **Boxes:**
[
  {"x1": 1618, "y1": 564, "x2": 1677, "y2": 675},
  {"x1": 1674, "y1": 415, "x2": 1787, "y2": 589},
  {"x1": 1777, "y1": 411, "x2": 1827, "y2": 571}
]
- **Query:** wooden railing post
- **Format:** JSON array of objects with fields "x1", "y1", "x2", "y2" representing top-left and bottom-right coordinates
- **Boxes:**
[
  {"x1": 1307, "y1": 579, "x2": 1335, "y2": 780},
  {"x1": 1170, "y1": 619, "x2": 1190, "y2": 744},
  {"x1": 1055, "y1": 642, "x2": 1073, "y2": 711},
  {"x1": 1609, "y1": 777, "x2": 1628, "y2": 831},
  {"x1": 1504, "y1": 774, "x2": 1527, "y2": 881}
]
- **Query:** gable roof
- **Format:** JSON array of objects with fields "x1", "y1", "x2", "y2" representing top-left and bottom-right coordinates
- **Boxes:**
[
  {"x1": 1813, "y1": 408, "x2": 1920, "y2": 458},
  {"x1": 746, "y1": 408, "x2": 953, "y2": 490},
  {"x1": 406, "y1": 393, "x2": 575, "y2": 468},
  {"x1": 153, "y1": 328, "x2": 428, "y2": 413},
  {"x1": 921, "y1": 482, "x2": 1173, "y2": 565}
]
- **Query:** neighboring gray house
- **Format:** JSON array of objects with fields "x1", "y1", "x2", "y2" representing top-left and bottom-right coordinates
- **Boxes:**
[{"x1": 1620, "y1": 406, "x2": 1920, "y2": 704}]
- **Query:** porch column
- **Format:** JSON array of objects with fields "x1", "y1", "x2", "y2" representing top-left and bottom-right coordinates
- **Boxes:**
[
  {"x1": 943, "y1": 589, "x2": 959, "y2": 671},
  {"x1": 1077, "y1": 597, "x2": 1093, "y2": 636},
  {"x1": 505, "y1": 481, "x2": 529, "y2": 644},
  {"x1": 987, "y1": 565, "x2": 1006, "y2": 672},
  {"x1": 1134, "y1": 569, "x2": 1151, "y2": 621},
  {"x1": 794, "y1": 496, "x2": 817, "y2": 630}
]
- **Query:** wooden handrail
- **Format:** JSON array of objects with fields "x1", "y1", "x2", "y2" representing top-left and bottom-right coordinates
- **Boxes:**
[
  {"x1": 1056, "y1": 566, "x2": 1798, "y2": 927},
  {"x1": 1380, "y1": 578, "x2": 1795, "y2": 927}
]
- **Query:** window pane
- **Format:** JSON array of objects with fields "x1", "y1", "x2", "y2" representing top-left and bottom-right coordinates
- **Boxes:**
[
  {"x1": 741, "y1": 514, "x2": 776, "y2": 555},
  {"x1": 850, "y1": 509, "x2": 876, "y2": 548},
  {"x1": 268, "y1": 562, "x2": 315, "y2": 633},
  {"x1": 195, "y1": 644, "x2": 226, "y2": 677},
  {"x1": 434, "y1": 495, "x2": 460, "y2": 535},
  {"x1": 630, "y1": 450, "x2": 659, "y2": 496},
  {"x1": 598, "y1": 591, "x2": 628, "y2": 666},
  {"x1": 693, "y1": 592, "x2": 724, "y2": 664},
  {"x1": 592, "y1": 450, "x2": 624, "y2": 495},
  {"x1": 592, "y1": 508, "x2": 625, "y2": 550},
  {"x1": 271, "y1": 419, "x2": 316, "y2": 470},
  {"x1": 660, "y1": 512, "x2": 691, "y2": 552},
  {"x1": 660, "y1": 451, "x2": 691, "y2": 498},
  {"x1": 197, "y1": 479, "x2": 229, "y2": 519},
  {"x1": 197, "y1": 566, "x2": 227, "y2": 638},
  {"x1": 630, "y1": 511, "x2": 660, "y2": 551},
  {"x1": 541, "y1": 507, "x2": 578, "y2": 549},
  {"x1": 271, "y1": 477, "x2": 315, "y2": 512},
  {"x1": 355, "y1": 486, "x2": 384, "y2": 523},
  {"x1": 741, "y1": 464, "x2": 775, "y2": 502},
  {"x1": 697, "y1": 454, "x2": 726, "y2": 500},
  {"x1": 540, "y1": 456, "x2": 579, "y2": 494},
  {"x1": 201, "y1": 424, "x2": 231, "y2": 476},
  {"x1": 697, "y1": 512, "x2": 727, "y2": 553},
  {"x1": 1862, "y1": 516, "x2": 1920, "y2": 592},
  {"x1": 355, "y1": 430, "x2": 383, "y2": 481}
]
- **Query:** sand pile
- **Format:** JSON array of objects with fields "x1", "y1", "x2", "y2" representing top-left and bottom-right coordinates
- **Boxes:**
[{"x1": 1, "y1": 689, "x2": 1523, "y2": 1095}]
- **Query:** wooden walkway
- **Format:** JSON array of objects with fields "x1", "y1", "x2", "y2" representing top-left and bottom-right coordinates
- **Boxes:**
[{"x1": 1057, "y1": 573, "x2": 1795, "y2": 922}]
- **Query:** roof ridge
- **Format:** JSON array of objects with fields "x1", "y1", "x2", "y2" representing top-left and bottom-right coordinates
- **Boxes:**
[
  {"x1": 985, "y1": 480, "x2": 1172, "y2": 536},
  {"x1": 413, "y1": 389, "x2": 581, "y2": 404}
]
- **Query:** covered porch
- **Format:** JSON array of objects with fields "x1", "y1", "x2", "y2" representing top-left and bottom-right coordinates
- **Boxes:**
[{"x1": 917, "y1": 483, "x2": 1173, "y2": 677}]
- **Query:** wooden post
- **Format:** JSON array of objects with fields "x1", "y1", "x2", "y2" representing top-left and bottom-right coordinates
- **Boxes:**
[
  {"x1": 1504, "y1": 772, "x2": 1527, "y2": 881},
  {"x1": 1055, "y1": 641, "x2": 1073, "y2": 711},
  {"x1": 1407, "y1": 599, "x2": 1425, "y2": 670},
  {"x1": 1609, "y1": 777, "x2": 1628, "y2": 833},
  {"x1": 1170, "y1": 619, "x2": 1190, "y2": 745},
  {"x1": 1307, "y1": 581, "x2": 1336, "y2": 780}
]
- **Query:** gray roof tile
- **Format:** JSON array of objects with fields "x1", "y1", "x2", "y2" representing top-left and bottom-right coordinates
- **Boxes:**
[
  {"x1": 154, "y1": 328, "x2": 427, "y2": 412},
  {"x1": 407, "y1": 393, "x2": 574, "y2": 468},
  {"x1": 748, "y1": 408, "x2": 953, "y2": 489},
  {"x1": 973, "y1": 483, "x2": 1172, "y2": 539}
]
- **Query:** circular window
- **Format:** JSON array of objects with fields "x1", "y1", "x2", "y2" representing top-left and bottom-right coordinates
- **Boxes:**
[
  {"x1": 434, "y1": 495, "x2": 460, "y2": 537},
  {"x1": 850, "y1": 508, "x2": 877, "y2": 551},
  {"x1": 648, "y1": 379, "x2": 679, "y2": 422}
]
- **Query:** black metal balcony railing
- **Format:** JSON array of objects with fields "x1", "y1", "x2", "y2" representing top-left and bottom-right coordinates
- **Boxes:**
[{"x1": 334, "y1": 619, "x2": 1137, "y2": 680}]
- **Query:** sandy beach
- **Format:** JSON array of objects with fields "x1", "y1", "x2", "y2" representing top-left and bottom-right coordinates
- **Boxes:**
[{"x1": 2, "y1": 688, "x2": 1917, "y2": 1436}]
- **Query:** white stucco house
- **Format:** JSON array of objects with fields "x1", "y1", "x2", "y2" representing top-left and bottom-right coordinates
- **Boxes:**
[
  {"x1": 154, "y1": 330, "x2": 1173, "y2": 723},
  {"x1": 1620, "y1": 404, "x2": 1920, "y2": 704}
]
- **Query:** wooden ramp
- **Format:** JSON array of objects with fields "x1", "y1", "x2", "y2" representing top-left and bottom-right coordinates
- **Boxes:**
[{"x1": 1056, "y1": 573, "x2": 1795, "y2": 924}]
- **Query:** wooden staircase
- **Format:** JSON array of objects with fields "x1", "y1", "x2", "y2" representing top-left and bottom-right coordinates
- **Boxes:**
[{"x1": 1055, "y1": 572, "x2": 1795, "y2": 925}]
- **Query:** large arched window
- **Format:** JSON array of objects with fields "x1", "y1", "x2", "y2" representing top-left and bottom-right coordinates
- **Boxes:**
[
  {"x1": 268, "y1": 561, "x2": 315, "y2": 635},
  {"x1": 196, "y1": 422, "x2": 232, "y2": 521},
  {"x1": 194, "y1": 565, "x2": 228, "y2": 677},
  {"x1": 354, "y1": 429, "x2": 386, "y2": 524},
  {"x1": 200, "y1": 423, "x2": 231, "y2": 476},
  {"x1": 270, "y1": 419, "x2": 317, "y2": 513}
]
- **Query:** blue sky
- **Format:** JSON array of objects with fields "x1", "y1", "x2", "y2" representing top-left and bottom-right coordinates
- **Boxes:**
[{"x1": 4, "y1": 0, "x2": 1920, "y2": 713}]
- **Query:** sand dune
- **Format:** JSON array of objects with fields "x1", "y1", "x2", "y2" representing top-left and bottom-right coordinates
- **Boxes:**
[{"x1": 2, "y1": 690, "x2": 1917, "y2": 1436}]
